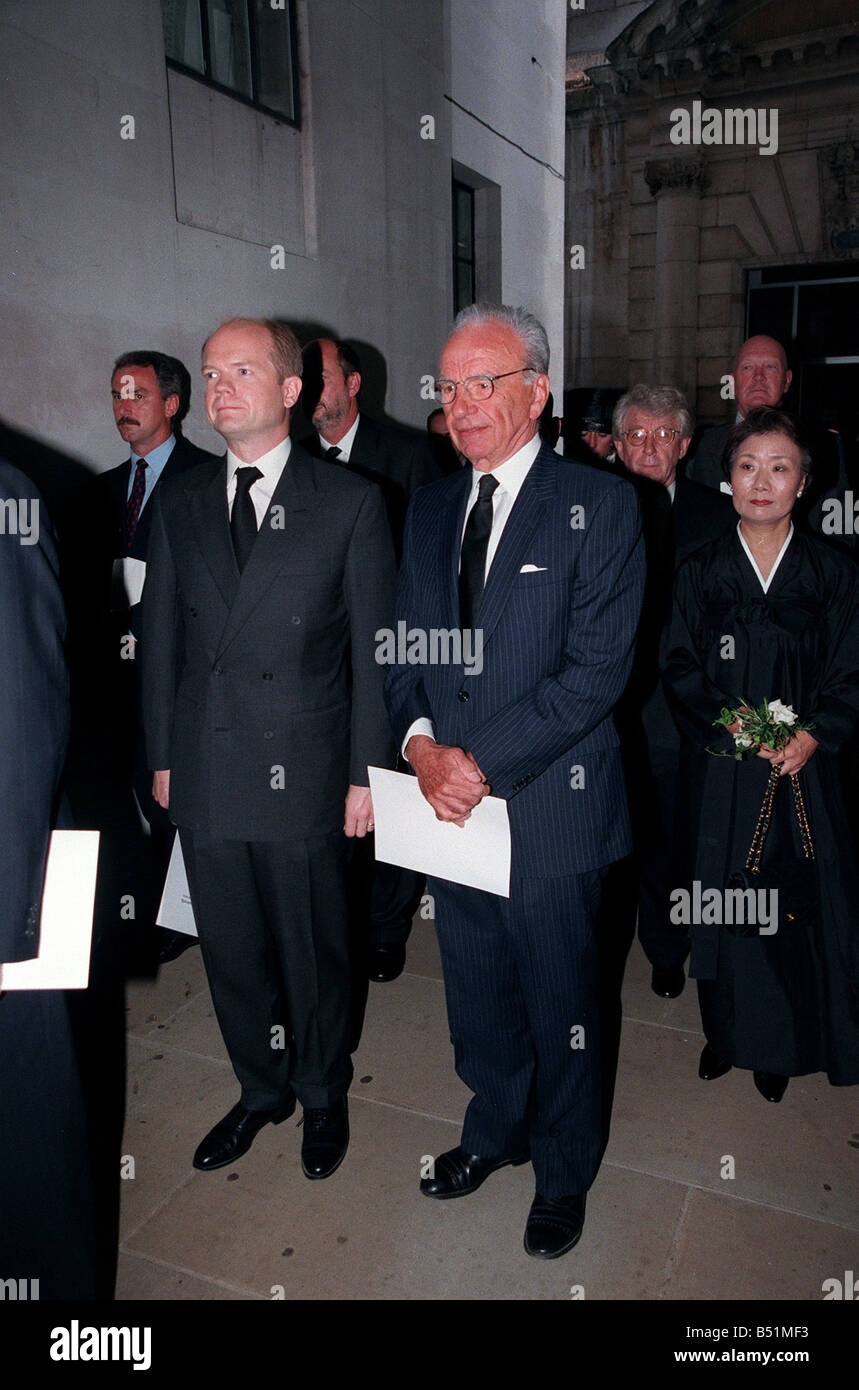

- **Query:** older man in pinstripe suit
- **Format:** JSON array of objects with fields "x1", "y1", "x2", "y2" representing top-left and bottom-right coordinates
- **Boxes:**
[{"x1": 385, "y1": 304, "x2": 644, "y2": 1257}]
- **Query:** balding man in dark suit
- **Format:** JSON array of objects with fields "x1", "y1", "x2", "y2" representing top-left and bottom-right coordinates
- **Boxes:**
[{"x1": 142, "y1": 319, "x2": 396, "y2": 1180}]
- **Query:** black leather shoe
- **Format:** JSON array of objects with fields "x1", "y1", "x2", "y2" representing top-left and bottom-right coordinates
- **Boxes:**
[
  {"x1": 524, "y1": 1192, "x2": 586, "y2": 1258},
  {"x1": 753, "y1": 1071, "x2": 789, "y2": 1103},
  {"x1": 651, "y1": 964, "x2": 685, "y2": 998},
  {"x1": 699, "y1": 1043, "x2": 732, "y2": 1081},
  {"x1": 193, "y1": 1097, "x2": 295, "y2": 1171},
  {"x1": 158, "y1": 928, "x2": 199, "y2": 964},
  {"x1": 420, "y1": 1145, "x2": 528, "y2": 1199},
  {"x1": 368, "y1": 942, "x2": 406, "y2": 983},
  {"x1": 301, "y1": 1096, "x2": 349, "y2": 1179}
]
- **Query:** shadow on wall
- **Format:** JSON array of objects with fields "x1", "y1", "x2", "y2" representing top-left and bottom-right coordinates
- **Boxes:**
[{"x1": 289, "y1": 320, "x2": 421, "y2": 441}]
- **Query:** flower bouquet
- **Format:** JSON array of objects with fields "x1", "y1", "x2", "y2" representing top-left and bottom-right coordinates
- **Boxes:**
[{"x1": 712, "y1": 698, "x2": 815, "y2": 761}]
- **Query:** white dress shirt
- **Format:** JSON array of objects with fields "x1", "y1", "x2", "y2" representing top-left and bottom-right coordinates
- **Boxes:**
[
  {"x1": 404, "y1": 433, "x2": 542, "y2": 754},
  {"x1": 226, "y1": 436, "x2": 292, "y2": 528}
]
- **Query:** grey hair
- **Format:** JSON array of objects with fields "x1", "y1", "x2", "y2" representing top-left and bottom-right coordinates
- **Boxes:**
[
  {"x1": 612, "y1": 384, "x2": 693, "y2": 440},
  {"x1": 451, "y1": 302, "x2": 550, "y2": 375}
]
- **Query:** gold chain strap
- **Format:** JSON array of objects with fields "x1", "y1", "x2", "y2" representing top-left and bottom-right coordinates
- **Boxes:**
[
  {"x1": 790, "y1": 774, "x2": 816, "y2": 861},
  {"x1": 745, "y1": 768, "x2": 815, "y2": 874}
]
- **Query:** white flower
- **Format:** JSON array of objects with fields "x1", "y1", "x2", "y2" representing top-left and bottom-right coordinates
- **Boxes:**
[
  {"x1": 767, "y1": 699, "x2": 797, "y2": 726},
  {"x1": 735, "y1": 734, "x2": 753, "y2": 748}
]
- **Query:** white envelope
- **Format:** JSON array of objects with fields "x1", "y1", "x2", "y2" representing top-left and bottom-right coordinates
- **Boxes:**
[
  {"x1": 156, "y1": 834, "x2": 198, "y2": 936},
  {"x1": 368, "y1": 767, "x2": 511, "y2": 897},
  {"x1": 0, "y1": 830, "x2": 99, "y2": 990}
]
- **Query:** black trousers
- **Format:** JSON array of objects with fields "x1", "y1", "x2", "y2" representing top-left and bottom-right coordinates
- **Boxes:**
[
  {"x1": 347, "y1": 836, "x2": 424, "y2": 947},
  {"x1": 180, "y1": 827, "x2": 352, "y2": 1111},
  {"x1": 431, "y1": 869, "x2": 605, "y2": 1198},
  {"x1": 629, "y1": 733, "x2": 690, "y2": 973}
]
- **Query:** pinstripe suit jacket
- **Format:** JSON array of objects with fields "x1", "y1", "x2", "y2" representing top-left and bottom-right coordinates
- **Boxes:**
[{"x1": 385, "y1": 443, "x2": 646, "y2": 878}]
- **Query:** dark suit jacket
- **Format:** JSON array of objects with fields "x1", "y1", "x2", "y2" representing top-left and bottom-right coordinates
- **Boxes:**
[
  {"x1": 304, "y1": 414, "x2": 440, "y2": 558},
  {"x1": 0, "y1": 461, "x2": 69, "y2": 961},
  {"x1": 95, "y1": 434, "x2": 219, "y2": 634},
  {"x1": 140, "y1": 440, "x2": 396, "y2": 841},
  {"x1": 615, "y1": 475, "x2": 735, "y2": 790},
  {"x1": 385, "y1": 443, "x2": 645, "y2": 878},
  {"x1": 684, "y1": 422, "x2": 732, "y2": 493}
]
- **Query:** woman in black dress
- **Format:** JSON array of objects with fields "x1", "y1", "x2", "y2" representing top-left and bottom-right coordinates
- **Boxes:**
[{"x1": 662, "y1": 407, "x2": 859, "y2": 1101}]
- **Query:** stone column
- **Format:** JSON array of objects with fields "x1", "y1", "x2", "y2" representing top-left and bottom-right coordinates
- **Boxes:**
[{"x1": 644, "y1": 157, "x2": 707, "y2": 399}]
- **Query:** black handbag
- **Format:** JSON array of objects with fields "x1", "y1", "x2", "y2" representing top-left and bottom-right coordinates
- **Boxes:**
[{"x1": 724, "y1": 768, "x2": 818, "y2": 937}]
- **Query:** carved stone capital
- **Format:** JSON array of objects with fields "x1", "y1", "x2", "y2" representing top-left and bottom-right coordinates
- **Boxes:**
[
  {"x1": 820, "y1": 142, "x2": 859, "y2": 259},
  {"x1": 644, "y1": 157, "x2": 708, "y2": 198}
]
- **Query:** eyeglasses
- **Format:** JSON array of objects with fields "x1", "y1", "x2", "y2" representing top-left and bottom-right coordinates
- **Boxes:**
[
  {"x1": 434, "y1": 367, "x2": 533, "y2": 405},
  {"x1": 622, "y1": 427, "x2": 680, "y2": 447}
]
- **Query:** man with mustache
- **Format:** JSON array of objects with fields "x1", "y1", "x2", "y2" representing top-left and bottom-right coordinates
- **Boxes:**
[{"x1": 98, "y1": 352, "x2": 218, "y2": 962}]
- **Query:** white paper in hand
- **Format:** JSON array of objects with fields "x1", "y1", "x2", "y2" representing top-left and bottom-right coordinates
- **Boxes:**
[
  {"x1": 368, "y1": 767, "x2": 510, "y2": 897},
  {"x1": 110, "y1": 556, "x2": 147, "y2": 610},
  {"x1": 0, "y1": 830, "x2": 99, "y2": 990},
  {"x1": 156, "y1": 834, "x2": 198, "y2": 936}
]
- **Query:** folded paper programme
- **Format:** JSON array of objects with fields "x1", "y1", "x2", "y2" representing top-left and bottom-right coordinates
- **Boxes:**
[
  {"x1": 368, "y1": 767, "x2": 511, "y2": 897},
  {"x1": 1, "y1": 830, "x2": 99, "y2": 989},
  {"x1": 156, "y1": 834, "x2": 198, "y2": 937}
]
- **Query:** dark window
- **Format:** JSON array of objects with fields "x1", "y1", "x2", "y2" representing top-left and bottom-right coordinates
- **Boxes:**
[
  {"x1": 162, "y1": 0, "x2": 300, "y2": 126},
  {"x1": 452, "y1": 180, "x2": 476, "y2": 315}
]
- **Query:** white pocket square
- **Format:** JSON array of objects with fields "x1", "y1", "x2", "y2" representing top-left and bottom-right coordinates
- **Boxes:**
[{"x1": 519, "y1": 563, "x2": 547, "y2": 573}]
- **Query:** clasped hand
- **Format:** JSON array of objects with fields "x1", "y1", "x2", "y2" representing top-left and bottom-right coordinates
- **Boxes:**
[
  {"x1": 727, "y1": 717, "x2": 818, "y2": 775},
  {"x1": 756, "y1": 729, "x2": 818, "y2": 776},
  {"x1": 405, "y1": 735, "x2": 489, "y2": 826}
]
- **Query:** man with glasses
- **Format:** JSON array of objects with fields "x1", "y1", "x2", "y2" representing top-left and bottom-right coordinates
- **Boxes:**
[
  {"x1": 385, "y1": 304, "x2": 644, "y2": 1258},
  {"x1": 612, "y1": 386, "x2": 733, "y2": 1000}
]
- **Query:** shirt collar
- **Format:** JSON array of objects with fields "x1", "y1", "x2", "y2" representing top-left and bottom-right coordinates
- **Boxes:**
[
  {"x1": 131, "y1": 433, "x2": 176, "y2": 473},
  {"x1": 226, "y1": 435, "x2": 291, "y2": 485},
  {"x1": 318, "y1": 412, "x2": 360, "y2": 463},
  {"x1": 468, "y1": 433, "x2": 541, "y2": 503}
]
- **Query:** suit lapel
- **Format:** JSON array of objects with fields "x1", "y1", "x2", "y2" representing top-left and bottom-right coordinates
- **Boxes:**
[
  {"x1": 190, "y1": 457, "x2": 238, "y2": 612},
  {"x1": 349, "y1": 415, "x2": 374, "y2": 470},
  {"x1": 215, "y1": 444, "x2": 321, "y2": 659},
  {"x1": 474, "y1": 446, "x2": 554, "y2": 646},
  {"x1": 439, "y1": 470, "x2": 471, "y2": 628}
]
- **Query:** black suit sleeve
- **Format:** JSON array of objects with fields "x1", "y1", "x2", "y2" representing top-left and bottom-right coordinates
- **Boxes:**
[
  {"x1": 343, "y1": 483, "x2": 397, "y2": 784},
  {"x1": 0, "y1": 465, "x2": 69, "y2": 963}
]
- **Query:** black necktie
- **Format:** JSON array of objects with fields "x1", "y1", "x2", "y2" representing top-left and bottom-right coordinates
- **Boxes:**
[
  {"x1": 459, "y1": 474, "x2": 499, "y2": 628},
  {"x1": 230, "y1": 466, "x2": 262, "y2": 572},
  {"x1": 325, "y1": 445, "x2": 342, "y2": 461}
]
